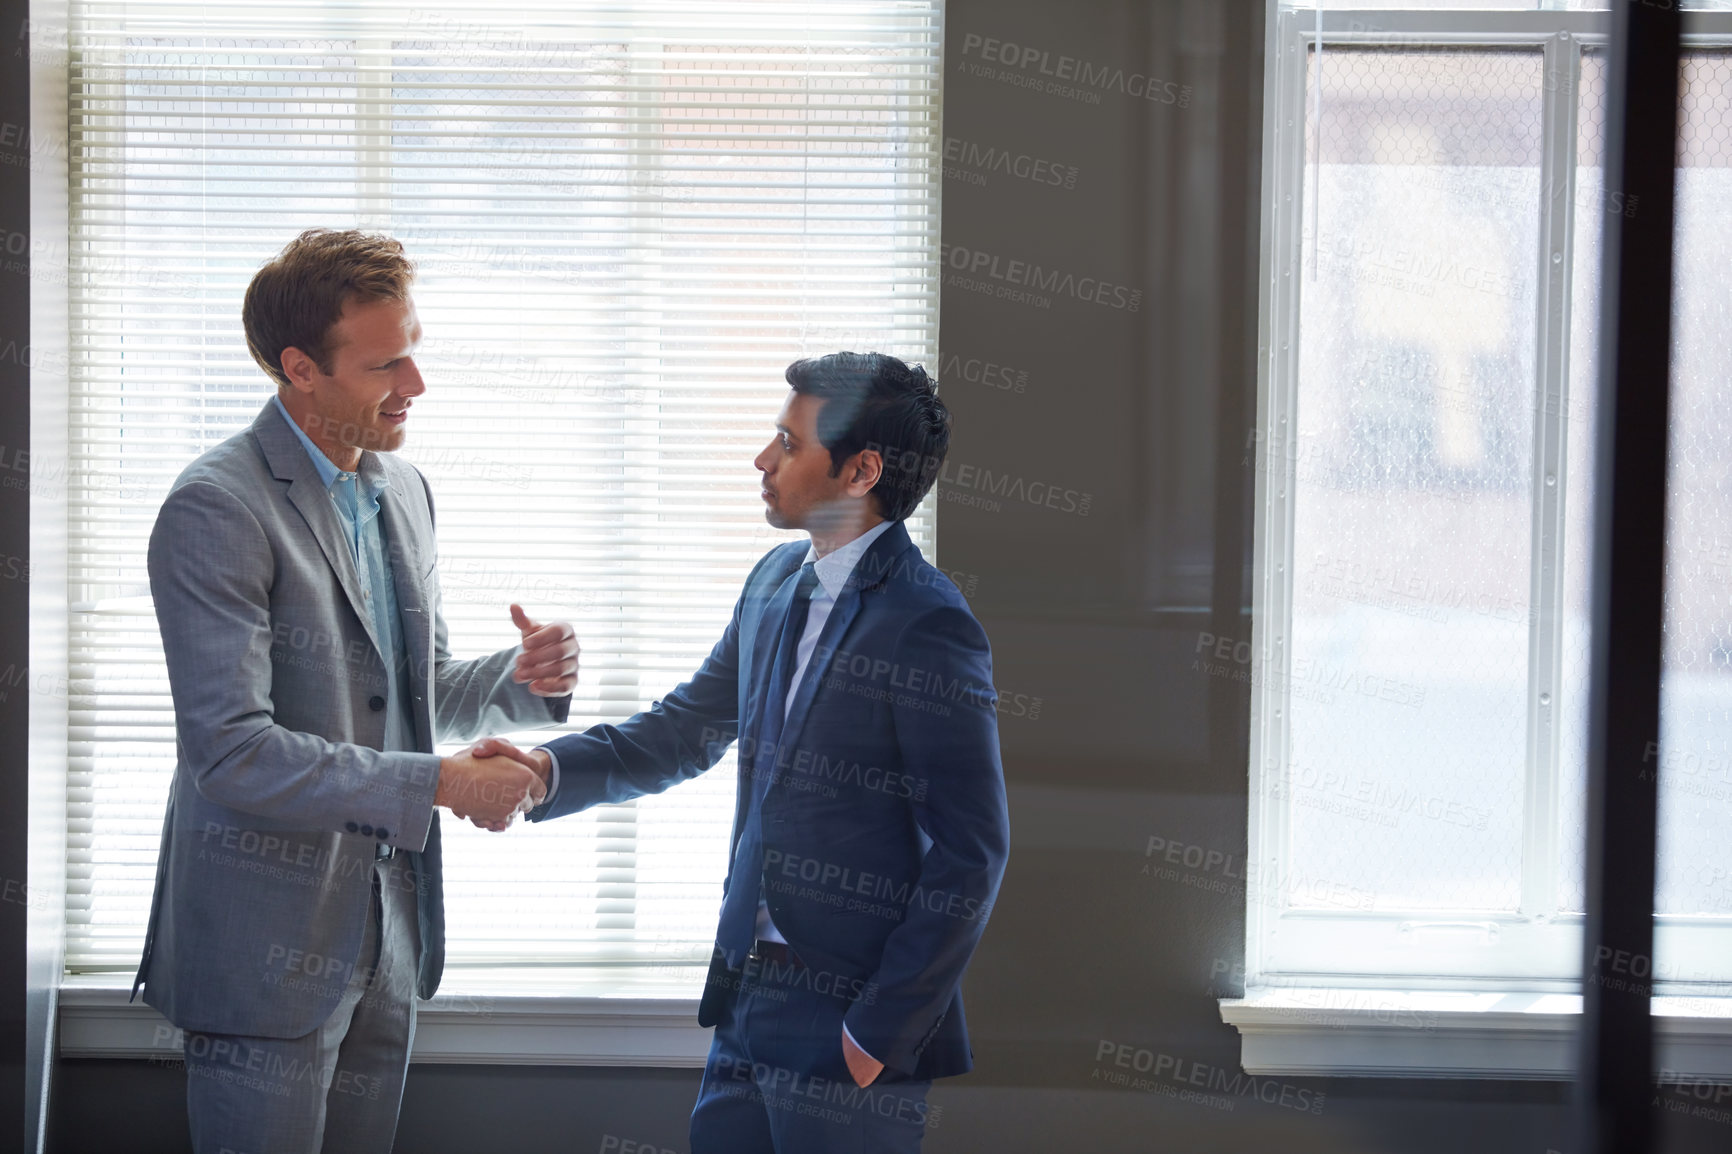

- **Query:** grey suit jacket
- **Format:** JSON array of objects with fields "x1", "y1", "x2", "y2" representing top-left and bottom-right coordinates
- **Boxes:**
[{"x1": 132, "y1": 400, "x2": 567, "y2": 1038}]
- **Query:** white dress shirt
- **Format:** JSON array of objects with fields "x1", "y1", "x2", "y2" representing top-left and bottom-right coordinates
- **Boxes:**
[
  {"x1": 753, "y1": 520, "x2": 892, "y2": 1063},
  {"x1": 754, "y1": 518, "x2": 894, "y2": 943}
]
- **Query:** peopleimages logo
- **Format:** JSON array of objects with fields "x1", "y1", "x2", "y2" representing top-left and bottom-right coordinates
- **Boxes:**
[
  {"x1": 868, "y1": 441, "x2": 1093, "y2": 517},
  {"x1": 960, "y1": 32, "x2": 1192, "y2": 108},
  {"x1": 940, "y1": 242, "x2": 1142, "y2": 313},
  {"x1": 1093, "y1": 1040, "x2": 1325, "y2": 1114},
  {"x1": 943, "y1": 135, "x2": 1078, "y2": 190},
  {"x1": 937, "y1": 350, "x2": 1028, "y2": 394},
  {"x1": 939, "y1": 459, "x2": 1091, "y2": 516}
]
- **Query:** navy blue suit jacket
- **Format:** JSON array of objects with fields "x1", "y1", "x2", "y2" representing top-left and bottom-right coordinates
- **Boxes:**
[{"x1": 531, "y1": 520, "x2": 1009, "y2": 1079}]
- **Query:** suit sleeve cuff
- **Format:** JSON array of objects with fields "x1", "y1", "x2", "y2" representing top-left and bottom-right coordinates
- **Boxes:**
[
  {"x1": 539, "y1": 745, "x2": 562, "y2": 803},
  {"x1": 378, "y1": 751, "x2": 442, "y2": 853},
  {"x1": 842, "y1": 1021, "x2": 876, "y2": 1063},
  {"x1": 542, "y1": 691, "x2": 571, "y2": 725}
]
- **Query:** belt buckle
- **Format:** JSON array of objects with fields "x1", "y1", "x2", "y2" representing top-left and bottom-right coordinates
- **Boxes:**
[{"x1": 748, "y1": 940, "x2": 800, "y2": 969}]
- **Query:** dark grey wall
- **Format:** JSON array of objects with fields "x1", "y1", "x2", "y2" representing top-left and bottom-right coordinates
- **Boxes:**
[
  {"x1": 6, "y1": 0, "x2": 35, "y2": 1146},
  {"x1": 44, "y1": 2, "x2": 1730, "y2": 1152}
]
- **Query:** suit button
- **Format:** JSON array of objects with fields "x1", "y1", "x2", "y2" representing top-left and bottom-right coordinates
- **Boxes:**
[
  {"x1": 360, "y1": 824, "x2": 375, "y2": 836},
  {"x1": 345, "y1": 821, "x2": 360, "y2": 833},
  {"x1": 375, "y1": 827, "x2": 389, "y2": 840},
  {"x1": 368, "y1": 695, "x2": 385, "y2": 711}
]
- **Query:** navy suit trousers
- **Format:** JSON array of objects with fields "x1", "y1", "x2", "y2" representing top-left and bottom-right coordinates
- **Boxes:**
[{"x1": 691, "y1": 957, "x2": 934, "y2": 1154}]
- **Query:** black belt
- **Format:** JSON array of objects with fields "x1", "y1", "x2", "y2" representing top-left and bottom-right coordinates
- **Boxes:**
[{"x1": 746, "y1": 939, "x2": 804, "y2": 969}]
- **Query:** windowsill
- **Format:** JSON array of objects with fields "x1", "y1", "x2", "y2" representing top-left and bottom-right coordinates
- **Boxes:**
[
  {"x1": 58, "y1": 972, "x2": 711, "y2": 1067},
  {"x1": 1218, "y1": 988, "x2": 1732, "y2": 1081}
]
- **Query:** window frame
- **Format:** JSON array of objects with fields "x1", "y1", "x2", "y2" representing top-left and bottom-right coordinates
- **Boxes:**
[
  {"x1": 43, "y1": 0, "x2": 943, "y2": 1064},
  {"x1": 57, "y1": 976, "x2": 711, "y2": 1066},
  {"x1": 1236, "y1": 2, "x2": 1732, "y2": 1078}
]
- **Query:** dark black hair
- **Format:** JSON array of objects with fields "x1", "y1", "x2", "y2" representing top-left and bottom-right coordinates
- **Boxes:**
[{"x1": 784, "y1": 351, "x2": 950, "y2": 522}]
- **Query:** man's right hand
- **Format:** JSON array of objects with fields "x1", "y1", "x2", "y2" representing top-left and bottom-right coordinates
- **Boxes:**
[
  {"x1": 434, "y1": 746, "x2": 547, "y2": 828},
  {"x1": 458, "y1": 738, "x2": 554, "y2": 831}
]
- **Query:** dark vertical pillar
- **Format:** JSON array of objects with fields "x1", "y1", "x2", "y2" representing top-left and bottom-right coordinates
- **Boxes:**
[
  {"x1": 1578, "y1": 3, "x2": 1681, "y2": 1153},
  {"x1": 1209, "y1": 0, "x2": 1259, "y2": 775},
  {"x1": 0, "y1": 0, "x2": 30, "y2": 1146}
]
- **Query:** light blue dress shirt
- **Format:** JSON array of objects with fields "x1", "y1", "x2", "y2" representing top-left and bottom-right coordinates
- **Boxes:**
[{"x1": 273, "y1": 395, "x2": 416, "y2": 755}]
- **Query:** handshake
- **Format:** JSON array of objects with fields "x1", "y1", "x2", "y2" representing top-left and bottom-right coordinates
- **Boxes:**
[
  {"x1": 434, "y1": 737, "x2": 554, "y2": 832},
  {"x1": 432, "y1": 602, "x2": 576, "y2": 831}
]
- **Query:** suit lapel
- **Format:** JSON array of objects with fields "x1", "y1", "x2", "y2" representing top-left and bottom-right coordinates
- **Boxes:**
[
  {"x1": 251, "y1": 402, "x2": 385, "y2": 662},
  {"x1": 375, "y1": 469, "x2": 434, "y2": 741},
  {"x1": 743, "y1": 555, "x2": 805, "y2": 799},
  {"x1": 729, "y1": 547, "x2": 803, "y2": 860},
  {"x1": 771, "y1": 586, "x2": 863, "y2": 779},
  {"x1": 771, "y1": 521, "x2": 914, "y2": 779}
]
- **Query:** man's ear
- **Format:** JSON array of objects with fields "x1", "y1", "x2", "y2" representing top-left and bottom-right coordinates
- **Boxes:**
[
  {"x1": 847, "y1": 447, "x2": 884, "y2": 496},
  {"x1": 279, "y1": 346, "x2": 320, "y2": 394}
]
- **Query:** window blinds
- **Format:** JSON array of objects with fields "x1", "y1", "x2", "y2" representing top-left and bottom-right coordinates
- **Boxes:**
[{"x1": 63, "y1": 0, "x2": 941, "y2": 976}]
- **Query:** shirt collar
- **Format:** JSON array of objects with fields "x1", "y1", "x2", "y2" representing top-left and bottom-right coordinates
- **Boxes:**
[
  {"x1": 803, "y1": 519, "x2": 895, "y2": 601},
  {"x1": 272, "y1": 394, "x2": 389, "y2": 500}
]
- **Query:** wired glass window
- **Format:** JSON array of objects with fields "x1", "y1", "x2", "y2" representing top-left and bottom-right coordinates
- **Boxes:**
[
  {"x1": 1252, "y1": 5, "x2": 1732, "y2": 991},
  {"x1": 63, "y1": 0, "x2": 941, "y2": 982}
]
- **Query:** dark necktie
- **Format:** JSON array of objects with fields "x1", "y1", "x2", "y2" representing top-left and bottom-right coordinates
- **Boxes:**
[{"x1": 715, "y1": 561, "x2": 820, "y2": 965}]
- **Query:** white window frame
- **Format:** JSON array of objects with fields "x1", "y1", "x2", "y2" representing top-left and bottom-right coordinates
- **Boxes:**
[
  {"x1": 41, "y1": 1, "x2": 943, "y2": 1066},
  {"x1": 35, "y1": 16, "x2": 716, "y2": 1064},
  {"x1": 1228, "y1": 3, "x2": 1732, "y2": 1079},
  {"x1": 57, "y1": 974, "x2": 711, "y2": 1066}
]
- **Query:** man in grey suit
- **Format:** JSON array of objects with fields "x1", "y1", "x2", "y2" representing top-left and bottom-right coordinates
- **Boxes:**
[{"x1": 132, "y1": 229, "x2": 580, "y2": 1153}]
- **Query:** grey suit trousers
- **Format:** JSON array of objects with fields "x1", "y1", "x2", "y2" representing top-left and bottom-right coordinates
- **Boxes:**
[{"x1": 182, "y1": 854, "x2": 422, "y2": 1154}]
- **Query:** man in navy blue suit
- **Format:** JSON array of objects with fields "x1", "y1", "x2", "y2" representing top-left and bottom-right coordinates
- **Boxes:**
[{"x1": 478, "y1": 351, "x2": 1009, "y2": 1152}]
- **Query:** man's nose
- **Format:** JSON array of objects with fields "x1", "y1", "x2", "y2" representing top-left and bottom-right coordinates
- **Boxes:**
[{"x1": 399, "y1": 357, "x2": 427, "y2": 397}]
